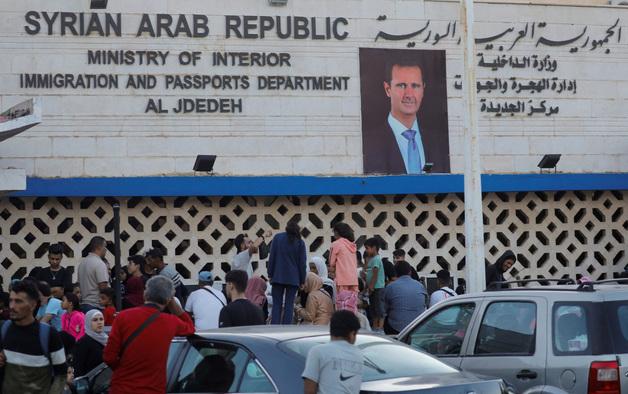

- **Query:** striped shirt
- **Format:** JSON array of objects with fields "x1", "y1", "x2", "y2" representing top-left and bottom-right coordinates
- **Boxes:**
[
  {"x1": 1, "y1": 321, "x2": 67, "y2": 394},
  {"x1": 158, "y1": 264, "x2": 183, "y2": 287}
]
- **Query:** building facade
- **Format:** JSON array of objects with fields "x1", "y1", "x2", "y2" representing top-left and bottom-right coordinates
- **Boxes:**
[{"x1": 1, "y1": 0, "x2": 626, "y2": 285}]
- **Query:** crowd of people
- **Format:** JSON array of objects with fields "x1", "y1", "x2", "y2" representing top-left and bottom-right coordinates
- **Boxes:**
[{"x1": 0, "y1": 221, "x2": 522, "y2": 394}]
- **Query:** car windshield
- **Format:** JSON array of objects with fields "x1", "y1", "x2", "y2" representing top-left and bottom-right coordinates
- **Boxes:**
[{"x1": 280, "y1": 335, "x2": 458, "y2": 382}]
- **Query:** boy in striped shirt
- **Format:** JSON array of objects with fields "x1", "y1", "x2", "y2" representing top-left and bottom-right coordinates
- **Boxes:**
[{"x1": 0, "y1": 280, "x2": 67, "y2": 394}]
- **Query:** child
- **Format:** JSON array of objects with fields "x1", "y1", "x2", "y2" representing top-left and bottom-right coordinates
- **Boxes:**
[
  {"x1": 72, "y1": 282, "x2": 81, "y2": 301},
  {"x1": 329, "y1": 222, "x2": 358, "y2": 313},
  {"x1": 61, "y1": 292, "x2": 85, "y2": 340},
  {"x1": 124, "y1": 255, "x2": 146, "y2": 308},
  {"x1": 99, "y1": 287, "x2": 116, "y2": 326},
  {"x1": 364, "y1": 237, "x2": 385, "y2": 332}
]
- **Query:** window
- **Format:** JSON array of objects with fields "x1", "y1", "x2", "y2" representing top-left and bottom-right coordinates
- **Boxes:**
[
  {"x1": 406, "y1": 303, "x2": 475, "y2": 356},
  {"x1": 553, "y1": 304, "x2": 589, "y2": 355},
  {"x1": 239, "y1": 360, "x2": 276, "y2": 393},
  {"x1": 171, "y1": 341, "x2": 275, "y2": 393},
  {"x1": 601, "y1": 301, "x2": 628, "y2": 354},
  {"x1": 168, "y1": 341, "x2": 186, "y2": 372},
  {"x1": 475, "y1": 301, "x2": 536, "y2": 355},
  {"x1": 617, "y1": 305, "x2": 628, "y2": 341}
]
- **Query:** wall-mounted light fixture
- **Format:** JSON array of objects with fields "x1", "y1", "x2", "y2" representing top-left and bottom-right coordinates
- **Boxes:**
[
  {"x1": 193, "y1": 155, "x2": 217, "y2": 174},
  {"x1": 537, "y1": 154, "x2": 561, "y2": 174},
  {"x1": 90, "y1": 0, "x2": 108, "y2": 9}
]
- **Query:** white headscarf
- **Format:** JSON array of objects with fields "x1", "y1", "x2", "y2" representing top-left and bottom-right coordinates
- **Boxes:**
[
  {"x1": 310, "y1": 256, "x2": 329, "y2": 279},
  {"x1": 310, "y1": 256, "x2": 336, "y2": 302},
  {"x1": 84, "y1": 310, "x2": 108, "y2": 346}
]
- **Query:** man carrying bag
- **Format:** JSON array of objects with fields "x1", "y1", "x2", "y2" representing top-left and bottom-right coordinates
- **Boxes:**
[{"x1": 103, "y1": 276, "x2": 194, "y2": 394}]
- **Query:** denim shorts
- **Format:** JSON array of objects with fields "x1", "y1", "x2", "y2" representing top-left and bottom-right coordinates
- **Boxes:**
[{"x1": 368, "y1": 288, "x2": 385, "y2": 318}]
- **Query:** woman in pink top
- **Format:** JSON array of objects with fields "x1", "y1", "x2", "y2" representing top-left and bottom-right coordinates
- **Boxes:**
[
  {"x1": 61, "y1": 292, "x2": 85, "y2": 340},
  {"x1": 329, "y1": 222, "x2": 359, "y2": 313}
]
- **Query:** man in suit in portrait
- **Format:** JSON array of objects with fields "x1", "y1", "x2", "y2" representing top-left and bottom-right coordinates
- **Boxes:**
[{"x1": 362, "y1": 59, "x2": 450, "y2": 174}]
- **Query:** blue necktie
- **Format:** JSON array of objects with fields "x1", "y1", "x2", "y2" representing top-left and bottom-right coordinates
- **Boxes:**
[{"x1": 402, "y1": 129, "x2": 422, "y2": 174}]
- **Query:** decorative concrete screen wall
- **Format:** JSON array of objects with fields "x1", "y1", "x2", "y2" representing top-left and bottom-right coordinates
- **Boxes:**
[
  {"x1": 0, "y1": 0, "x2": 627, "y2": 176},
  {"x1": 1, "y1": 191, "x2": 625, "y2": 284}
]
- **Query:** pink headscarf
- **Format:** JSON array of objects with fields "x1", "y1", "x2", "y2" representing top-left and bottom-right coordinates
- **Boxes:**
[{"x1": 245, "y1": 277, "x2": 267, "y2": 307}]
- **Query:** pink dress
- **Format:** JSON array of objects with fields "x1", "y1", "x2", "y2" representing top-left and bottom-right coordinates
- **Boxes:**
[{"x1": 61, "y1": 310, "x2": 85, "y2": 340}]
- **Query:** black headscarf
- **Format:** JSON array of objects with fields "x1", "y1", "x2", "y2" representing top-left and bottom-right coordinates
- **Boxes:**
[{"x1": 486, "y1": 250, "x2": 516, "y2": 289}]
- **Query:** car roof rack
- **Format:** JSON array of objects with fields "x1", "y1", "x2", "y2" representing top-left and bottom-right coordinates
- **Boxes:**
[
  {"x1": 485, "y1": 278, "x2": 576, "y2": 291},
  {"x1": 577, "y1": 278, "x2": 628, "y2": 292}
]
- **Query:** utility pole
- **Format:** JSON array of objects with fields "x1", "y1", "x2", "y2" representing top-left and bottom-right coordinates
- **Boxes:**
[
  {"x1": 460, "y1": 0, "x2": 486, "y2": 293},
  {"x1": 113, "y1": 203, "x2": 122, "y2": 311}
]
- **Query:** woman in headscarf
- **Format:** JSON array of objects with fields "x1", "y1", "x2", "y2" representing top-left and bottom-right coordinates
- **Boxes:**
[
  {"x1": 486, "y1": 250, "x2": 516, "y2": 289},
  {"x1": 309, "y1": 256, "x2": 336, "y2": 304},
  {"x1": 73, "y1": 310, "x2": 108, "y2": 377},
  {"x1": 245, "y1": 276, "x2": 269, "y2": 320},
  {"x1": 294, "y1": 272, "x2": 334, "y2": 325}
]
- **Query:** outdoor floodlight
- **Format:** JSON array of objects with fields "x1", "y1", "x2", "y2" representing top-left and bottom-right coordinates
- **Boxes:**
[
  {"x1": 193, "y1": 155, "x2": 217, "y2": 173},
  {"x1": 90, "y1": 0, "x2": 108, "y2": 9},
  {"x1": 537, "y1": 154, "x2": 561, "y2": 173}
]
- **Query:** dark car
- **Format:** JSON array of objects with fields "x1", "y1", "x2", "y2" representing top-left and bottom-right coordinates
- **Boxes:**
[{"x1": 165, "y1": 326, "x2": 511, "y2": 393}]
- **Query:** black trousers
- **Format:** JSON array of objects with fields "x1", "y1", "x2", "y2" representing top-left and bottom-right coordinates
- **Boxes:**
[{"x1": 383, "y1": 317, "x2": 399, "y2": 335}]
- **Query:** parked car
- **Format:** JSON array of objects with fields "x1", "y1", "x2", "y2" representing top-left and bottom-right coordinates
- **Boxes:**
[
  {"x1": 77, "y1": 325, "x2": 513, "y2": 393},
  {"x1": 396, "y1": 279, "x2": 628, "y2": 394},
  {"x1": 167, "y1": 326, "x2": 513, "y2": 393}
]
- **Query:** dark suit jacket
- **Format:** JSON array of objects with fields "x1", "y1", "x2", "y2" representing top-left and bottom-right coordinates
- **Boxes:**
[{"x1": 362, "y1": 118, "x2": 450, "y2": 174}]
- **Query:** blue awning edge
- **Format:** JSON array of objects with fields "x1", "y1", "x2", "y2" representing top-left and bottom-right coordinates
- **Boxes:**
[{"x1": 8, "y1": 173, "x2": 628, "y2": 197}]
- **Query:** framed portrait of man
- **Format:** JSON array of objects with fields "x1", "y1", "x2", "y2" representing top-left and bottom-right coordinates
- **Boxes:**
[{"x1": 359, "y1": 48, "x2": 450, "y2": 175}]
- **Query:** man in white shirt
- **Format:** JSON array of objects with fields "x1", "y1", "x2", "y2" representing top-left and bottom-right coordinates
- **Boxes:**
[
  {"x1": 429, "y1": 269, "x2": 456, "y2": 308},
  {"x1": 232, "y1": 232, "x2": 271, "y2": 278},
  {"x1": 302, "y1": 311, "x2": 363, "y2": 394},
  {"x1": 185, "y1": 271, "x2": 226, "y2": 330}
]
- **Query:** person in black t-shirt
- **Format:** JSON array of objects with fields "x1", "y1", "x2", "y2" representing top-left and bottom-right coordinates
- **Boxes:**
[
  {"x1": 381, "y1": 257, "x2": 396, "y2": 284},
  {"x1": 219, "y1": 270, "x2": 264, "y2": 328},
  {"x1": 32, "y1": 244, "x2": 73, "y2": 299}
]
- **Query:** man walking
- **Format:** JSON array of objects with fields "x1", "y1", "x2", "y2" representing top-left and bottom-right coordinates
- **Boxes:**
[
  {"x1": 219, "y1": 270, "x2": 264, "y2": 328},
  {"x1": 0, "y1": 280, "x2": 68, "y2": 394},
  {"x1": 429, "y1": 269, "x2": 456, "y2": 307},
  {"x1": 383, "y1": 261, "x2": 428, "y2": 335},
  {"x1": 103, "y1": 276, "x2": 194, "y2": 394},
  {"x1": 302, "y1": 310, "x2": 363, "y2": 394},
  {"x1": 185, "y1": 271, "x2": 226, "y2": 330},
  {"x1": 78, "y1": 236, "x2": 109, "y2": 313}
]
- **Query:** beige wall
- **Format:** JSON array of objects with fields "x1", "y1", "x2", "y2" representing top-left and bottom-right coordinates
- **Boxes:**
[
  {"x1": 473, "y1": 0, "x2": 611, "y2": 6},
  {"x1": 1, "y1": 0, "x2": 627, "y2": 176}
]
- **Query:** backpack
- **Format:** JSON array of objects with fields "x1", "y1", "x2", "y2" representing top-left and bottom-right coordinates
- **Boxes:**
[{"x1": 1, "y1": 320, "x2": 52, "y2": 374}]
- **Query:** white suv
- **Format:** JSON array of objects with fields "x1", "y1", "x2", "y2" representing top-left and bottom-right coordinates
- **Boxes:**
[{"x1": 396, "y1": 279, "x2": 628, "y2": 394}]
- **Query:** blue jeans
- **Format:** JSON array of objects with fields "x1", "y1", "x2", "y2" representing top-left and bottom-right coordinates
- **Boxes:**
[{"x1": 271, "y1": 284, "x2": 298, "y2": 325}]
